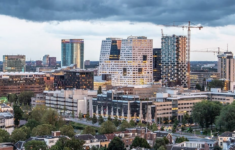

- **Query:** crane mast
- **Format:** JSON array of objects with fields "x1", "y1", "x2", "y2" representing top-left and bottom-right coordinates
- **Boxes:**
[{"x1": 163, "y1": 21, "x2": 203, "y2": 88}]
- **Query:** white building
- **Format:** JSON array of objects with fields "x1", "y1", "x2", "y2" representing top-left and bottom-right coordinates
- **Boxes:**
[
  {"x1": 99, "y1": 36, "x2": 153, "y2": 86},
  {"x1": 45, "y1": 89, "x2": 97, "y2": 117},
  {"x1": 0, "y1": 112, "x2": 14, "y2": 127}
]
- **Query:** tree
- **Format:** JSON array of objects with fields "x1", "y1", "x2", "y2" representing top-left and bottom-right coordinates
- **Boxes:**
[
  {"x1": 97, "y1": 86, "x2": 102, "y2": 94},
  {"x1": 163, "y1": 137, "x2": 169, "y2": 145},
  {"x1": 25, "y1": 119, "x2": 41, "y2": 130},
  {"x1": 216, "y1": 103, "x2": 235, "y2": 131},
  {"x1": 184, "y1": 112, "x2": 190, "y2": 123},
  {"x1": 163, "y1": 117, "x2": 169, "y2": 124},
  {"x1": 32, "y1": 124, "x2": 56, "y2": 136},
  {"x1": 24, "y1": 140, "x2": 48, "y2": 150},
  {"x1": 71, "y1": 110, "x2": 75, "y2": 118},
  {"x1": 137, "y1": 122, "x2": 146, "y2": 127},
  {"x1": 60, "y1": 125, "x2": 75, "y2": 137},
  {"x1": 195, "y1": 84, "x2": 201, "y2": 91},
  {"x1": 18, "y1": 91, "x2": 34, "y2": 105},
  {"x1": 129, "y1": 119, "x2": 135, "y2": 127},
  {"x1": 152, "y1": 123, "x2": 158, "y2": 131},
  {"x1": 153, "y1": 138, "x2": 166, "y2": 150},
  {"x1": 92, "y1": 114, "x2": 98, "y2": 124},
  {"x1": 208, "y1": 79, "x2": 224, "y2": 90},
  {"x1": 20, "y1": 126, "x2": 31, "y2": 139},
  {"x1": 82, "y1": 126, "x2": 96, "y2": 135},
  {"x1": 181, "y1": 118, "x2": 186, "y2": 132},
  {"x1": 158, "y1": 146, "x2": 166, "y2": 150},
  {"x1": 0, "y1": 128, "x2": 10, "y2": 142},
  {"x1": 213, "y1": 145, "x2": 222, "y2": 150},
  {"x1": 65, "y1": 137, "x2": 85, "y2": 150},
  {"x1": 107, "y1": 115, "x2": 112, "y2": 121},
  {"x1": 78, "y1": 110, "x2": 83, "y2": 120},
  {"x1": 30, "y1": 105, "x2": 47, "y2": 122},
  {"x1": 41, "y1": 108, "x2": 59, "y2": 126},
  {"x1": 130, "y1": 136, "x2": 150, "y2": 149},
  {"x1": 86, "y1": 111, "x2": 90, "y2": 121},
  {"x1": 13, "y1": 104, "x2": 23, "y2": 126},
  {"x1": 113, "y1": 116, "x2": 120, "y2": 127},
  {"x1": 99, "y1": 120, "x2": 117, "y2": 134},
  {"x1": 119, "y1": 120, "x2": 131, "y2": 131},
  {"x1": 107, "y1": 137, "x2": 125, "y2": 150},
  {"x1": 192, "y1": 100, "x2": 222, "y2": 130},
  {"x1": 175, "y1": 136, "x2": 189, "y2": 143},
  {"x1": 10, "y1": 128, "x2": 27, "y2": 143},
  {"x1": 8, "y1": 94, "x2": 17, "y2": 104},
  {"x1": 98, "y1": 115, "x2": 104, "y2": 125},
  {"x1": 161, "y1": 126, "x2": 164, "y2": 131}
]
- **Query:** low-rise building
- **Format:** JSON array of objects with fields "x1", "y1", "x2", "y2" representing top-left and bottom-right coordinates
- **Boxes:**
[
  {"x1": 75, "y1": 134, "x2": 100, "y2": 149},
  {"x1": 0, "y1": 112, "x2": 14, "y2": 127},
  {"x1": 0, "y1": 116, "x2": 4, "y2": 128},
  {"x1": 45, "y1": 89, "x2": 97, "y2": 117},
  {"x1": 31, "y1": 94, "x2": 45, "y2": 107},
  {"x1": 94, "y1": 135, "x2": 110, "y2": 148},
  {"x1": 218, "y1": 131, "x2": 235, "y2": 149},
  {"x1": 173, "y1": 140, "x2": 218, "y2": 150},
  {"x1": 0, "y1": 104, "x2": 13, "y2": 113}
]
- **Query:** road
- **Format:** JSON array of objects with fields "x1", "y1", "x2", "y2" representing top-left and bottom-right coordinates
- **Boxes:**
[{"x1": 67, "y1": 117, "x2": 100, "y2": 128}]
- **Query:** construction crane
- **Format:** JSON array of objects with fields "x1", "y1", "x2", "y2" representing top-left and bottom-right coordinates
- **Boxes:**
[
  {"x1": 191, "y1": 47, "x2": 224, "y2": 55},
  {"x1": 163, "y1": 21, "x2": 203, "y2": 88}
]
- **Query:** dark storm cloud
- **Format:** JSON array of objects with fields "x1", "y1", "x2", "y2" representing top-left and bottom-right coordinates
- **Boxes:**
[{"x1": 0, "y1": 0, "x2": 234, "y2": 26}]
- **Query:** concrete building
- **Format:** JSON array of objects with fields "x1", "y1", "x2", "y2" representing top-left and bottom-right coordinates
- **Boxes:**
[
  {"x1": 0, "y1": 115, "x2": 4, "y2": 128},
  {"x1": 45, "y1": 89, "x2": 97, "y2": 117},
  {"x1": 3, "y1": 55, "x2": 26, "y2": 72},
  {"x1": 31, "y1": 94, "x2": 45, "y2": 107},
  {"x1": 94, "y1": 76, "x2": 111, "y2": 91},
  {"x1": 54, "y1": 69, "x2": 94, "y2": 90},
  {"x1": 161, "y1": 35, "x2": 188, "y2": 88},
  {"x1": 75, "y1": 134, "x2": 100, "y2": 149},
  {"x1": 93, "y1": 90, "x2": 155, "y2": 123},
  {"x1": 153, "y1": 48, "x2": 161, "y2": 82},
  {"x1": 43, "y1": 55, "x2": 49, "y2": 66},
  {"x1": 61, "y1": 39, "x2": 84, "y2": 68},
  {"x1": 0, "y1": 104, "x2": 13, "y2": 113},
  {"x1": 35, "y1": 60, "x2": 42, "y2": 67},
  {"x1": 0, "y1": 72, "x2": 45, "y2": 96},
  {"x1": 99, "y1": 36, "x2": 153, "y2": 86},
  {"x1": 49, "y1": 57, "x2": 56, "y2": 67},
  {"x1": 218, "y1": 52, "x2": 235, "y2": 82},
  {"x1": 172, "y1": 140, "x2": 218, "y2": 150},
  {"x1": 190, "y1": 72, "x2": 220, "y2": 89},
  {"x1": 0, "y1": 112, "x2": 14, "y2": 127}
]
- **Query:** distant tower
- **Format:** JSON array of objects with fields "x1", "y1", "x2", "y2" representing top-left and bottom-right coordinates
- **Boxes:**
[
  {"x1": 61, "y1": 39, "x2": 84, "y2": 69},
  {"x1": 3, "y1": 55, "x2": 26, "y2": 72},
  {"x1": 42, "y1": 55, "x2": 49, "y2": 66}
]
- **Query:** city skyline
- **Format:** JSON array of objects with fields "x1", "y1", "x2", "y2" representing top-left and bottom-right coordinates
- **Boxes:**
[{"x1": 0, "y1": 1, "x2": 234, "y2": 62}]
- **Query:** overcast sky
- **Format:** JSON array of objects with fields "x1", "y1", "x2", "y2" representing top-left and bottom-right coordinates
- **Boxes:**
[{"x1": 0, "y1": 0, "x2": 234, "y2": 61}]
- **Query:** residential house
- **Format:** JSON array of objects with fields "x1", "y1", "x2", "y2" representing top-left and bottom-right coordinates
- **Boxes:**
[
  {"x1": 94, "y1": 135, "x2": 110, "y2": 148},
  {"x1": 75, "y1": 134, "x2": 100, "y2": 149}
]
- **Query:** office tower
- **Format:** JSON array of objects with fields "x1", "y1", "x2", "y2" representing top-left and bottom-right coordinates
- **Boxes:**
[
  {"x1": 61, "y1": 39, "x2": 84, "y2": 68},
  {"x1": 161, "y1": 35, "x2": 188, "y2": 87},
  {"x1": 153, "y1": 48, "x2": 161, "y2": 82},
  {"x1": 36, "y1": 60, "x2": 42, "y2": 67},
  {"x1": 42, "y1": 55, "x2": 49, "y2": 66},
  {"x1": 99, "y1": 36, "x2": 153, "y2": 86},
  {"x1": 218, "y1": 52, "x2": 235, "y2": 82},
  {"x1": 49, "y1": 57, "x2": 56, "y2": 67},
  {"x1": 3, "y1": 55, "x2": 26, "y2": 72}
]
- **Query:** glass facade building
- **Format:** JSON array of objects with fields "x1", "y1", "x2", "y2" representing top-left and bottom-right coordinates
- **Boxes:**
[
  {"x1": 153, "y1": 48, "x2": 161, "y2": 82},
  {"x1": 61, "y1": 39, "x2": 84, "y2": 69},
  {"x1": 3, "y1": 55, "x2": 26, "y2": 72}
]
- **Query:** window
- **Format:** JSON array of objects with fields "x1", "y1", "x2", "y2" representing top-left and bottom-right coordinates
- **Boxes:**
[
  {"x1": 123, "y1": 68, "x2": 127, "y2": 76},
  {"x1": 143, "y1": 55, "x2": 147, "y2": 61}
]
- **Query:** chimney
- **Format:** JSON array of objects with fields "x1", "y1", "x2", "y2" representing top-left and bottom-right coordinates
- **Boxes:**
[{"x1": 52, "y1": 131, "x2": 61, "y2": 137}]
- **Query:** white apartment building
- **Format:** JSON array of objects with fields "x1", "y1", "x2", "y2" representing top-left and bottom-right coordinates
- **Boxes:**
[
  {"x1": 99, "y1": 36, "x2": 153, "y2": 86},
  {"x1": 45, "y1": 89, "x2": 97, "y2": 117}
]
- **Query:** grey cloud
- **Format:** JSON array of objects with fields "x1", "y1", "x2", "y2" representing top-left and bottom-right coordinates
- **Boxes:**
[{"x1": 0, "y1": 0, "x2": 234, "y2": 26}]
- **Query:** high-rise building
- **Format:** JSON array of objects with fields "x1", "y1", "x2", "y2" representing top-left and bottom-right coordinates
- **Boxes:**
[
  {"x1": 161, "y1": 35, "x2": 188, "y2": 87},
  {"x1": 49, "y1": 57, "x2": 56, "y2": 67},
  {"x1": 217, "y1": 52, "x2": 235, "y2": 82},
  {"x1": 36, "y1": 60, "x2": 43, "y2": 67},
  {"x1": 61, "y1": 39, "x2": 84, "y2": 68},
  {"x1": 3, "y1": 55, "x2": 26, "y2": 72},
  {"x1": 153, "y1": 48, "x2": 161, "y2": 82},
  {"x1": 99, "y1": 36, "x2": 153, "y2": 86},
  {"x1": 42, "y1": 55, "x2": 49, "y2": 66},
  {"x1": 84, "y1": 60, "x2": 90, "y2": 66}
]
